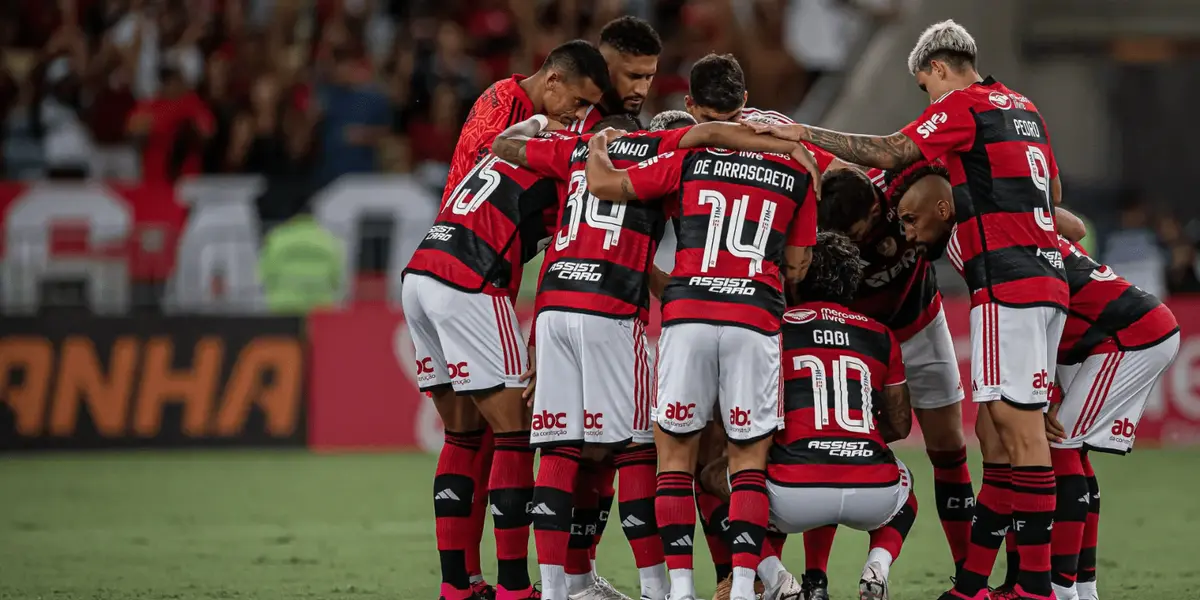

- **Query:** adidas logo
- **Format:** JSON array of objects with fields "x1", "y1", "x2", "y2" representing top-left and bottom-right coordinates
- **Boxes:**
[
  {"x1": 1047, "y1": 519, "x2": 1055, "y2": 531},
  {"x1": 622, "y1": 515, "x2": 646, "y2": 528},
  {"x1": 530, "y1": 503, "x2": 557, "y2": 516},
  {"x1": 434, "y1": 489, "x2": 460, "y2": 501},
  {"x1": 1078, "y1": 492, "x2": 1091, "y2": 504},
  {"x1": 992, "y1": 526, "x2": 1010, "y2": 538},
  {"x1": 669, "y1": 535, "x2": 693, "y2": 547},
  {"x1": 732, "y1": 532, "x2": 755, "y2": 546},
  {"x1": 491, "y1": 505, "x2": 503, "y2": 516}
]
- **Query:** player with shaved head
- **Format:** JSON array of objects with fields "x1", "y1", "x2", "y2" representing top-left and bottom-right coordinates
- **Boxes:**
[{"x1": 752, "y1": 20, "x2": 1071, "y2": 600}]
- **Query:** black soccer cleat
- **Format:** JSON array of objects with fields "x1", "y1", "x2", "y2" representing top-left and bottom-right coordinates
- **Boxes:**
[
  {"x1": 800, "y1": 570, "x2": 829, "y2": 600},
  {"x1": 471, "y1": 580, "x2": 497, "y2": 600}
]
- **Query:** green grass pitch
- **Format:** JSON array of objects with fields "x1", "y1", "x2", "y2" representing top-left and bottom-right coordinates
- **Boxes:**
[{"x1": 3, "y1": 449, "x2": 1200, "y2": 599}]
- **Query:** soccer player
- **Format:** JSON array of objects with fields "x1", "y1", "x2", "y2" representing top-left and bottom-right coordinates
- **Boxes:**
[
  {"x1": 570, "y1": 16, "x2": 662, "y2": 133},
  {"x1": 761, "y1": 230, "x2": 918, "y2": 600},
  {"x1": 584, "y1": 121, "x2": 820, "y2": 600},
  {"x1": 814, "y1": 164, "x2": 972, "y2": 575},
  {"x1": 752, "y1": 20, "x2": 1071, "y2": 600},
  {"x1": 1036, "y1": 236, "x2": 1177, "y2": 600},
  {"x1": 490, "y1": 111, "x2": 823, "y2": 600},
  {"x1": 416, "y1": 38, "x2": 610, "y2": 600},
  {"x1": 685, "y1": 53, "x2": 794, "y2": 126}
]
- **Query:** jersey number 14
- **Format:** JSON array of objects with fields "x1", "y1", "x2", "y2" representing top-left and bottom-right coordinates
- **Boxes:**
[{"x1": 698, "y1": 190, "x2": 775, "y2": 277}]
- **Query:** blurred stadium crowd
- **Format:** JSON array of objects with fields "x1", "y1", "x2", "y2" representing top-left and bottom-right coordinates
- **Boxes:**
[{"x1": 1, "y1": 0, "x2": 1197, "y2": 301}]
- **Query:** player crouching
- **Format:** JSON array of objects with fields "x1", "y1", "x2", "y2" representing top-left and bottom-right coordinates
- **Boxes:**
[{"x1": 716, "y1": 232, "x2": 920, "y2": 600}]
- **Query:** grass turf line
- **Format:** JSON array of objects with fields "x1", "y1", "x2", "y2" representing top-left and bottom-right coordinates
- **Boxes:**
[{"x1": 2, "y1": 449, "x2": 1198, "y2": 599}]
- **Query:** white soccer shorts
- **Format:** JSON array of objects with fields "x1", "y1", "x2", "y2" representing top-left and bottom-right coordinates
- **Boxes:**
[
  {"x1": 401, "y1": 274, "x2": 528, "y2": 395},
  {"x1": 767, "y1": 460, "x2": 913, "y2": 534},
  {"x1": 653, "y1": 322, "x2": 782, "y2": 443},
  {"x1": 530, "y1": 311, "x2": 655, "y2": 447},
  {"x1": 900, "y1": 307, "x2": 964, "y2": 410},
  {"x1": 1053, "y1": 333, "x2": 1180, "y2": 454},
  {"x1": 970, "y1": 303, "x2": 1066, "y2": 407}
]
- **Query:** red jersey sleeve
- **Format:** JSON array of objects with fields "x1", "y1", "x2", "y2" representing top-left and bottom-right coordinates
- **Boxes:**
[
  {"x1": 626, "y1": 151, "x2": 685, "y2": 199},
  {"x1": 787, "y1": 191, "x2": 817, "y2": 247},
  {"x1": 524, "y1": 134, "x2": 578, "y2": 180},
  {"x1": 644, "y1": 126, "x2": 692, "y2": 153},
  {"x1": 885, "y1": 330, "x2": 907, "y2": 386},
  {"x1": 900, "y1": 93, "x2": 976, "y2": 161},
  {"x1": 442, "y1": 78, "x2": 533, "y2": 205}
]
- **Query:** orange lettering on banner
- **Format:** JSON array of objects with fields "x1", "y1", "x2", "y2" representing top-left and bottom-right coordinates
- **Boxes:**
[
  {"x1": 49, "y1": 337, "x2": 139, "y2": 437},
  {"x1": 133, "y1": 338, "x2": 223, "y2": 437},
  {"x1": 214, "y1": 337, "x2": 302, "y2": 436},
  {"x1": 0, "y1": 337, "x2": 54, "y2": 436}
]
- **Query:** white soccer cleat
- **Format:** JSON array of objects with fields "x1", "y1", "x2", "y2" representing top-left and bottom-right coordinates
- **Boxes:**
[
  {"x1": 570, "y1": 576, "x2": 633, "y2": 600},
  {"x1": 857, "y1": 561, "x2": 888, "y2": 600},
  {"x1": 761, "y1": 570, "x2": 804, "y2": 600}
]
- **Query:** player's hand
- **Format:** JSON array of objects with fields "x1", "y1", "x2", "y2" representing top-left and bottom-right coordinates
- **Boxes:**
[
  {"x1": 520, "y1": 345, "x2": 537, "y2": 404},
  {"x1": 1044, "y1": 402, "x2": 1066, "y2": 443},
  {"x1": 743, "y1": 121, "x2": 804, "y2": 142},
  {"x1": 588, "y1": 127, "x2": 627, "y2": 153},
  {"x1": 790, "y1": 143, "x2": 823, "y2": 200}
]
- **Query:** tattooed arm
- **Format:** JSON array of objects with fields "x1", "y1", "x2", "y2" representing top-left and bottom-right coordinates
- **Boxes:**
[
  {"x1": 746, "y1": 122, "x2": 923, "y2": 171},
  {"x1": 876, "y1": 383, "x2": 913, "y2": 443},
  {"x1": 490, "y1": 116, "x2": 549, "y2": 167},
  {"x1": 583, "y1": 129, "x2": 637, "y2": 201}
]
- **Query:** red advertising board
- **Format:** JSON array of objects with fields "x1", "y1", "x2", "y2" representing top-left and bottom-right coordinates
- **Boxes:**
[{"x1": 307, "y1": 296, "x2": 1198, "y2": 452}]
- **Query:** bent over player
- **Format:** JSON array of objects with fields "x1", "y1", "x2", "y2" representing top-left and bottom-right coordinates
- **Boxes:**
[
  {"x1": 489, "y1": 112, "x2": 825, "y2": 600},
  {"x1": 763, "y1": 231, "x2": 918, "y2": 600},
  {"x1": 585, "y1": 126, "x2": 820, "y2": 600},
  {"x1": 754, "y1": 21, "x2": 1071, "y2": 600}
]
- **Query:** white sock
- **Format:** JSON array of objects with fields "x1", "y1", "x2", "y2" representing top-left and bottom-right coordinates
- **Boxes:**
[
  {"x1": 668, "y1": 568, "x2": 695, "y2": 600},
  {"x1": 756, "y1": 556, "x2": 786, "y2": 588},
  {"x1": 1053, "y1": 582, "x2": 1080, "y2": 600},
  {"x1": 469, "y1": 574, "x2": 485, "y2": 585},
  {"x1": 540, "y1": 565, "x2": 568, "y2": 600},
  {"x1": 591, "y1": 558, "x2": 598, "y2": 573},
  {"x1": 1077, "y1": 580, "x2": 1098, "y2": 600},
  {"x1": 567, "y1": 572, "x2": 595, "y2": 595},
  {"x1": 730, "y1": 566, "x2": 757, "y2": 600},
  {"x1": 639, "y1": 563, "x2": 669, "y2": 600},
  {"x1": 866, "y1": 547, "x2": 894, "y2": 580}
]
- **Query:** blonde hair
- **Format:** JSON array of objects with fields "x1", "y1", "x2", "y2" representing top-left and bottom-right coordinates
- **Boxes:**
[{"x1": 907, "y1": 19, "x2": 977, "y2": 75}]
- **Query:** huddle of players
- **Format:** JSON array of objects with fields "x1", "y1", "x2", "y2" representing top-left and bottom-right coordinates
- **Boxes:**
[{"x1": 402, "y1": 15, "x2": 1180, "y2": 600}]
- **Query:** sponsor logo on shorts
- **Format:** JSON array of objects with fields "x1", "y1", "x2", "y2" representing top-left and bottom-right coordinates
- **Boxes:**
[
  {"x1": 662, "y1": 402, "x2": 696, "y2": 422},
  {"x1": 687, "y1": 276, "x2": 756, "y2": 296},
  {"x1": 532, "y1": 410, "x2": 569, "y2": 436},
  {"x1": 448, "y1": 361, "x2": 470, "y2": 385},
  {"x1": 1031, "y1": 369, "x2": 1050, "y2": 399},
  {"x1": 1111, "y1": 418, "x2": 1137, "y2": 440},
  {"x1": 783, "y1": 308, "x2": 818, "y2": 324},
  {"x1": 806, "y1": 439, "x2": 875, "y2": 458},
  {"x1": 416, "y1": 357, "x2": 438, "y2": 384},
  {"x1": 728, "y1": 407, "x2": 752, "y2": 432},
  {"x1": 583, "y1": 410, "x2": 604, "y2": 436}
]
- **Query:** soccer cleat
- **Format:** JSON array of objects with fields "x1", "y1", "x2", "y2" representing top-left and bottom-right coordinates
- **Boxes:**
[
  {"x1": 858, "y1": 561, "x2": 888, "y2": 600},
  {"x1": 988, "y1": 586, "x2": 1019, "y2": 600},
  {"x1": 800, "y1": 570, "x2": 829, "y2": 600},
  {"x1": 936, "y1": 589, "x2": 989, "y2": 600},
  {"x1": 569, "y1": 576, "x2": 633, "y2": 600},
  {"x1": 1009, "y1": 585, "x2": 1056, "y2": 600},
  {"x1": 498, "y1": 584, "x2": 542, "y2": 600},
  {"x1": 761, "y1": 570, "x2": 804, "y2": 600},
  {"x1": 471, "y1": 580, "x2": 497, "y2": 600}
]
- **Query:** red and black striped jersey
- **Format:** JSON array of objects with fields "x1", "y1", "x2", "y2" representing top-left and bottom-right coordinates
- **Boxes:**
[
  {"x1": 846, "y1": 168, "x2": 943, "y2": 342},
  {"x1": 770, "y1": 302, "x2": 907, "y2": 488},
  {"x1": 442, "y1": 75, "x2": 535, "y2": 208},
  {"x1": 404, "y1": 154, "x2": 557, "y2": 300},
  {"x1": 901, "y1": 77, "x2": 1068, "y2": 311},
  {"x1": 570, "y1": 104, "x2": 605, "y2": 134},
  {"x1": 523, "y1": 127, "x2": 691, "y2": 322},
  {"x1": 624, "y1": 146, "x2": 821, "y2": 334},
  {"x1": 1057, "y1": 236, "x2": 1179, "y2": 365}
]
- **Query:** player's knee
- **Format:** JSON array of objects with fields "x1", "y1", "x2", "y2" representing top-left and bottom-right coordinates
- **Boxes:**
[{"x1": 915, "y1": 406, "x2": 966, "y2": 451}]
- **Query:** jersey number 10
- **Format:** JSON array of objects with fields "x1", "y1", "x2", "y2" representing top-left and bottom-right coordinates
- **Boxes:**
[{"x1": 791, "y1": 354, "x2": 874, "y2": 434}]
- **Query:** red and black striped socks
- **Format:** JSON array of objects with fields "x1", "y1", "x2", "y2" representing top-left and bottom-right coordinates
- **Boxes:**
[
  {"x1": 616, "y1": 445, "x2": 667, "y2": 599},
  {"x1": 656, "y1": 471, "x2": 697, "y2": 598},
  {"x1": 1079, "y1": 452, "x2": 1100, "y2": 599},
  {"x1": 695, "y1": 483, "x2": 733, "y2": 583},
  {"x1": 927, "y1": 447, "x2": 974, "y2": 566},
  {"x1": 435, "y1": 430, "x2": 486, "y2": 600},
  {"x1": 1049, "y1": 448, "x2": 1088, "y2": 598},
  {"x1": 532, "y1": 445, "x2": 582, "y2": 599},
  {"x1": 954, "y1": 462, "x2": 1012, "y2": 597},
  {"x1": 490, "y1": 431, "x2": 536, "y2": 596},
  {"x1": 728, "y1": 470, "x2": 769, "y2": 600},
  {"x1": 1011, "y1": 465, "x2": 1056, "y2": 598}
]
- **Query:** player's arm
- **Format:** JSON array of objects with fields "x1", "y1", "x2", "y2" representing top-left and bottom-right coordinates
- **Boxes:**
[
  {"x1": 585, "y1": 129, "x2": 682, "y2": 202},
  {"x1": 877, "y1": 382, "x2": 913, "y2": 443},
  {"x1": 677, "y1": 122, "x2": 824, "y2": 188},
  {"x1": 490, "y1": 116, "x2": 548, "y2": 166},
  {"x1": 782, "y1": 245, "x2": 812, "y2": 302},
  {"x1": 745, "y1": 122, "x2": 923, "y2": 171},
  {"x1": 650, "y1": 265, "x2": 670, "y2": 300},
  {"x1": 1056, "y1": 205, "x2": 1087, "y2": 243}
]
